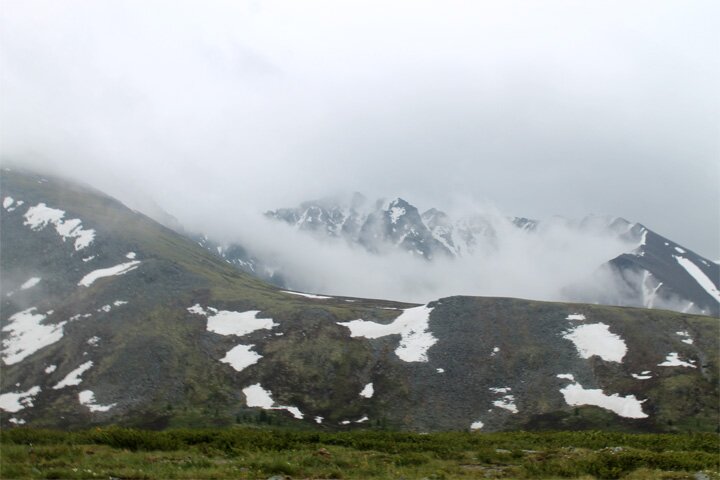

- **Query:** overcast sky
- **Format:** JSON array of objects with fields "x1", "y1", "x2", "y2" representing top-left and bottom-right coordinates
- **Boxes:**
[{"x1": 1, "y1": 0, "x2": 718, "y2": 258}]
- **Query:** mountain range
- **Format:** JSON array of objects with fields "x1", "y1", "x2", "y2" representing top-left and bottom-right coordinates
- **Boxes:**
[
  {"x1": 261, "y1": 195, "x2": 719, "y2": 317},
  {"x1": 0, "y1": 169, "x2": 717, "y2": 433}
]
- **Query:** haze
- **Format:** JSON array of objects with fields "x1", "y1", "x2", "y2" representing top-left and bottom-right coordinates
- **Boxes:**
[{"x1": 1, "y1": 0, "x2": 718, "y2": 264}]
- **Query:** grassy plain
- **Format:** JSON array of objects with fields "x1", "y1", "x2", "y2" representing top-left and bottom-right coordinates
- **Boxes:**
[{"x1": 1, "y1": 428, "x2": 718, "y2": 479}]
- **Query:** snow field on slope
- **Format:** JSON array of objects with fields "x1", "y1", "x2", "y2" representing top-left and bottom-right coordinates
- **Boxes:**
[
  {"x1": 53, "y1": 361, "x2": 94, "y2": 389},
  {"x1": 188, "y1": 305, "x2": 279, "y2": 371},
  {"x1": 282, "y1": 290, "x2": 332, "y2": 299},
  {"x1": 220, "y1": 344, "x2": 262, "y2": 372},
  {"x1": 359, "y1": 383, "x2": 374, "y2": 398},
  {"x1": 658, "y1": 352, "x2": 696, "y2": 368},
  {"x1": 78, "y1": 390, "x2": 116, "y2": 412},
  {"x1": 337, "y1": 305, "x2": 437, "y2": 362},
  {"x1": 0, "y1": 386, "x2": 41, "y2": 413},
  {"x1": 242, "y1": 383, "x2": 303, "y2": 419},
  {"x1": 562, "y1": 323, "x2": 627, "y2": 363},
  {"x1": 78, "y1": 260, "x2": 141, "y2": 287},
  {"x1": 2, "y1": 308, "x2": 66, "y2": 365},
  {"x1": 23, "y1": 203, "x2": 95, "y2": 250},
  {"x1": 673, "y1": 255, "x2": 720, "y2": 302},
  {"x1": 556, "y1": 375, "x2": 647, "y2": 418}
]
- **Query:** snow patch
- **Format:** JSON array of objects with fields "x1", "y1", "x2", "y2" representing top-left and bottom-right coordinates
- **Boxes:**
[
  {"x1": 389, "y1": 206, "x2": 406, "y2": 224},
  {"x1": 126, "y1": 252, "x2": 136, "y2": 259},
  {"x1": 44, "y1": 365, "x2": 57, "y2": 374},
  {"x1": 673, "y1": 255, "x2": 720, "y2": 302},
  {"x1": 337, "y1": 304, "x2": 436, "y2": 362},
  {"x1": 315, "y1": 416, "x2": 324, "y2": 424},
  {"x1": 562, "y1": 323, "x2": 626, "y2": 363},
  {"x1": 2, "y1": 308, "x2": 66, "y2": 365},
  {"x1": 359, "y1": 383, "x2": 374, "y2": 398},
  {"x1": 23, "y1": 203, "x2": 96, "y2": 250},
  {"x1": 78, "y1": 390, "x2": 116, "y2": 412},
  {"x1": 53, "y1": 361, "x2": 93, "y2": 389},
  {"x1": 20, "y1": 277, "x2": 41, "y2": 290},
  {"x1": 9, "y1": 417, "x2": 26, "y2": 425},
  {"x1": 242, "y1": 383, "x2": 303, "y2": 419},
  {"x1": 3, "y1": 196, "x2": 14, "y2": 209},
  {"x1": 282, "y1": 290, "x2": 332, "y2": 299},
  {"x1": 436, "y1": 368, "x2": 445, "y2": 373},
  {"x1": 0, "y1": 386, "x2": 41, "y2": 412},
  {"x1": 559, "y1": 382, "x2": 648, "y2": 418},
  {"x1": 556, "y1": 373, "x2": 575, "y2": 381},
  {"x1": 87, "y1": 336, "x2": 100, "y2": 346},
  {"x1": 79, "y1": 261, "x2": 141, "y2": 287},
  {"x1": 631, "y1": 373, "x2": 652, "y2": 380},
  {"x1": 658, "y1": 352, "x2": 696, "y2": 368},
  {"x1": 470, "y1": 421, "x2": 484, "y2": 430},
  {"x1": 220, "y1": 344, "x2": 262, "y2": 371},
  {"x1": 490, "y1": 346, "x2": 500, "y2": 356},
  {"x1": 82, "y1": 256, "x2": 96, "y2": 262},
  {"x1": 674, "y1": 246, "x2": 686, "y2": 254},
  {"x1": 356, "y1": 415, "x2": 369, "y2": 423},
  {"x1": 490, "y1": 387, "x2": 518, "y2": 413},
  {"x1": 206, "y1": 310, "x2": 278, "y2": 337},
  {"x1": 566, "y1": 313, "x2": 586, "y2": 321},
  {"x1": 676, "y1": 331, "x2": 694, "y2": 345}
]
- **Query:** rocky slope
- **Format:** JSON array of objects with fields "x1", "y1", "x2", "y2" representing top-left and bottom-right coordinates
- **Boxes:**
[{"x1": 1, "y1": 169, "x2": 718, "y2": 432}]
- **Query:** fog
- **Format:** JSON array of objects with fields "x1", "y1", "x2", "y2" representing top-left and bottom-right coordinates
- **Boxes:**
[
  {"x1": 1, "y1": 0, "x2": 718, "y2": 283},
  {"x1": 190, "y1": 201, "x2": 635, "y2": 303}
]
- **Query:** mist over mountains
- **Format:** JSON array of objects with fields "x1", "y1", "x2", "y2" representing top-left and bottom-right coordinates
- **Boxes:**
[{"x1": 178, "y1": 193, "x2": 718, "y2": 317}]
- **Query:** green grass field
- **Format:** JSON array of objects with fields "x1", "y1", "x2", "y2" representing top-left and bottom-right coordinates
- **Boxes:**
[{"x1": 1, "y1": 428, "x2": 718, "y2": 479}]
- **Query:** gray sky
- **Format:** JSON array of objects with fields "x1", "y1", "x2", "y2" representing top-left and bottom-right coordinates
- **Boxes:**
[{"x1": 1, "y1": 0, "x2": 718, "y2": 258}]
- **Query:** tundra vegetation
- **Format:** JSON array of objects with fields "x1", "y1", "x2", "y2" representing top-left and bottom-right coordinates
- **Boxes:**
[{"x1": 1, "y1": 427, "x2": 718, "y2": 479}]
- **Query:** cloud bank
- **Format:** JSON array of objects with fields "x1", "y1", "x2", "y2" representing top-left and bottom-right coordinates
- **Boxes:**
[{"x1": 1, "y1": 0, "x2": 718, "y2": 259}]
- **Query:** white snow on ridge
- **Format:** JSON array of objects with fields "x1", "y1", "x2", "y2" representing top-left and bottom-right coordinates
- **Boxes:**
[
  {"x1": 359, "y1": 383, "x2": 374, "y2": 398},
  {"x1": 337, "y1": 305, "x2": 437, "y2": 362},
  {"x1": 562, "y1": 323, "x2": 627, "y2": 363},
  {"x1": 2, "y1": 308, "x2": 67, "y2": 365},
  {"x1": 559, "y1": 382, "x2": 648, "y2": 418},
  {"x1": 389, "y1": 206, "x2": 406, "y2": 224},
  {"x1": 566, "y1": 314, "x2": 586, "y2": 321},
  {"x1": 78, "y1": 390, "x2": 116, "y2": 412},
  {"x1": 242, "y1": 383, "x2": 304, "y2": 419},
  {"x1": 674, "y1": 246, "x2": 686, "y2": 254},
  {"x1": 282, "y1": 290, "x2": 332, "y2": 299},
  {"x1": 20, "y1": 277, "x2": 41, "y2": 290},
  {"x1": 23, "y1": 203, "x2": 96, "y2": 250},
  {"x1": 658, "y1": 352, "x2": 696, "y2": 368},
  {"x1": 53, "y1": 361, "x2": 93, "y2": 389},
  {"x1": 78, "y1": 261, "x2": 141, "y2": 287},
  {"x1": 0, "y1": 386, "x2": 41, "y2": 412},
  {"x1": 673, "y1": 255, "x2": 720, "y2": 302},
  {"x1": 220, "y1": 344, "x2": 262, "y2": 372}
]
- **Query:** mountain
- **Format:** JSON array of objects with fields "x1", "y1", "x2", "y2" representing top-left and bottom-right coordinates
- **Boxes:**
[
  {"x1": 1, "y1": 169, "x2": 718, "y2": 433},
  {"x1": 266, "y1": 196, "x2": 720, "y2": 316}
]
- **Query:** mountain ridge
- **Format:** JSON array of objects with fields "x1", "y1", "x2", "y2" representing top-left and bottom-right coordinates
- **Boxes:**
[{"x1": 1, "y1": 169, "x2": 718, "y2": 433}]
